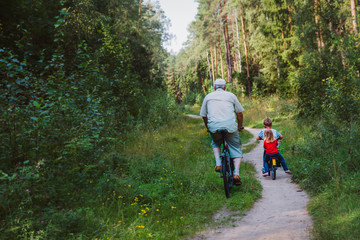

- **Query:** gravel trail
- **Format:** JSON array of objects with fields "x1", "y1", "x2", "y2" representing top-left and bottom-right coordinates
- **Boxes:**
[{"x1": 192, "y1": 128, "x2": 313, "y2": 240}]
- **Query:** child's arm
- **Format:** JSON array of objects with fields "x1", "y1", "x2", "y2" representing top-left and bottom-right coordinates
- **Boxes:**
[
  {"x1": 275, "y1": 130, "x2": 283, "y2": 140},
  {"x1": 257, "y1": 130, "x2": 264, "y2": 140}
]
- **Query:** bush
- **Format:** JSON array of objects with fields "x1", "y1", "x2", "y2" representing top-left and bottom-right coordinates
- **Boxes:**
[{"x1": 181, "y1": 91, "x2": 204, "y2": 106}]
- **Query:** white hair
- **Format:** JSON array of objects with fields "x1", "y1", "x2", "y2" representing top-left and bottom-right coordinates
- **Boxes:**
[{"x1": 214, "y1": 84, "x2": 226, "y2": 90}]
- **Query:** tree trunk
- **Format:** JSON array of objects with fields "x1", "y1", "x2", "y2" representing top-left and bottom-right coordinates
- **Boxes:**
[
  {"x1": 222, "y1": 23, "x2": 232, "y2": 83},
  {"x1": 314, "y1": 0, "x2": 325, "y2": 51},
  {"x1": 207, "y1": 51, "x2": 213, "y2": 87},
  {"x1": 218, "y1": 38, "x2": 225, "y2": 80},
  {"x1": 350, "y1": 0, "x2": 358, "y2": 34},
  {"x1": 210, "y1": 47, "x2": 215, "y2": 82},
  {"x1": 202, "y1": 76, "x2": 206, "y2": 94},
  {"x1": 214, "y1": 43, "x2": 218, "y2": 79},
  {"x1": 137, "y1": 0, "x2": 142, "y2": 33},
  {"x1": 235, "y1": 10, "x2": 242, "y2": 73},
  {"x1": 231, "y1": 19, "x2": 237, "y2": 71},
  {"x1": 288, "y1": 5, "x2": 293, "y2": 35},
  {"x1": 220, "y1": 0, "x2": 233, "y2": 83},
  {"x1": 239, "y1": 5, "x2": 251, "y2": 95}
]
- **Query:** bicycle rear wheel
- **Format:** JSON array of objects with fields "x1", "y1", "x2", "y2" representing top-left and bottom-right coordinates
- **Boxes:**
[
  {"x1": 221, "y1": 154, "x2": 232, "y2": 198},
  {"x1": 271, "y1": 167, "x2": 276, "y2": 180},
  {"x1": 271, "y1": 158, "x2": 277, "y2": 180}
]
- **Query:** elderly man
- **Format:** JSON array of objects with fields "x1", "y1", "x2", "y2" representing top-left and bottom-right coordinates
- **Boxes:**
[{"x1": 200, "y1": 79, "x2": 244, "y2": 185}]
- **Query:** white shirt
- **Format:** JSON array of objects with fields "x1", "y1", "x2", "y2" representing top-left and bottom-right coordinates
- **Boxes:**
[{"x1": 200, "y1": 88, "x2": 244, "y2": 133}]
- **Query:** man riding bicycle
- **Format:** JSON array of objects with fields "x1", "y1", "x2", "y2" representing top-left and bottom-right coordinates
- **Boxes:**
[{"x1": 200, "y1": 79, "x2": 244, "y2": 185}]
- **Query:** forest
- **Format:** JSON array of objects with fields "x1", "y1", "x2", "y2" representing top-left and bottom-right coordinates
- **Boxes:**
[{"x1": 1, "y1": 0, "x2": 359, "y2": 239}]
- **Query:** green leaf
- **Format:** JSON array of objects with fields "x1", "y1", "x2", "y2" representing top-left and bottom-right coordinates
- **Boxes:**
[
  {"x1": 32, "y1": 101, "x2": 41, "y2": 108},
  {"x1": 30, "y1": 117, "x2": 38, "y2": 121}
]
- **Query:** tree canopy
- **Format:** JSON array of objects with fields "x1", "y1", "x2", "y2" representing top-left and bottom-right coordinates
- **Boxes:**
[{"x1": 170, "y1": 0, "x2": 359, "y2": 119}]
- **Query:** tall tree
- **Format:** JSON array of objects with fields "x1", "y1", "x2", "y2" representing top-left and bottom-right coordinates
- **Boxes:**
[
  {"x1": 220, "y1": 0, "x2": 233, "y2": 83},
  {"x1": 239, "y1": 4, "x2": 251, "y2": 95},
  {"x1": 350, "y1": 0, "x2": 358, "y2": 34},
  {"x1": 234, "y1": 10, "x2": 242, "y2": 73}
]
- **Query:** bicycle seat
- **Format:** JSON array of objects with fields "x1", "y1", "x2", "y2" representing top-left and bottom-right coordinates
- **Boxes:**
[{"x1": 216, "y1": 129, "x2": 228, "y2": 133}]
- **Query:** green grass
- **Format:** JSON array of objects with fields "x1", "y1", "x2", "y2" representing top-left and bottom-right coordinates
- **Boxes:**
[
  {"x1": 264, "y1": 100, "x2": 360, "y2": 240},
  {"x1": 239, "y1": 96, "x2": 297, "y2": 128},
  {"x1": 88, "y1": 114, "x2": 261, "y2": 239},
  {"x1": 9, "y1": 95, "x2": 359, "y2": 240},
  {"x1": 308, "y1": 177, "x2": 360, "y2": 240},
  {"x1": 182, "y1": 103, "x2": 201, "y2": 115}
]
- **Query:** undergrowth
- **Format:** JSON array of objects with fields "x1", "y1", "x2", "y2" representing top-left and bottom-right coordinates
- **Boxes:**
[
  {"x1": 1, "y1": 109, "x2": 261, "y2": 240},
  {"x1": 264, "y1": 99, "x2": 360, "y2": 240},
  {"x1": 4, "y1": 95, "x2": 358, "y2": 240}
]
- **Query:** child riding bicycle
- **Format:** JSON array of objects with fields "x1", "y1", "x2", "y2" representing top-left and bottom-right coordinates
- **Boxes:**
[
  {"x1": 263, "y1": 129, "x2": 291, "y2": 176},
  {"x1": 256, "y1": 118, "x2": 291, "y2": 177}
]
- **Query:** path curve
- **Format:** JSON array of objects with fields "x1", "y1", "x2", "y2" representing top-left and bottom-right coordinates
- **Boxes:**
[{"x1": 192, "y1": 128, "x2": 313, "y2": 240}]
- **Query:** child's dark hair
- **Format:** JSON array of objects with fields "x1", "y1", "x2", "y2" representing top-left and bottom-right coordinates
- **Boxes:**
[{"x1": 263, "y1": 118, "x2": 272, "y2": 127}]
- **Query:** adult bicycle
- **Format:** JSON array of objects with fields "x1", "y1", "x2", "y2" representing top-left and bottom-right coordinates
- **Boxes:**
[{"x1": 216, "y1": 129, "x2": 235, "y2": 198}]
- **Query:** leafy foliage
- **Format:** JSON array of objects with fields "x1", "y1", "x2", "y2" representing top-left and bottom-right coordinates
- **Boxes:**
[{"x1": 0, "y1": 0, "x2": 179, "y2": 238}]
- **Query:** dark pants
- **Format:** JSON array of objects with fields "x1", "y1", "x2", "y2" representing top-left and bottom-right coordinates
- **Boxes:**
[{"x1": 263, "y1": 152, "x2": 289, "y2": 172}]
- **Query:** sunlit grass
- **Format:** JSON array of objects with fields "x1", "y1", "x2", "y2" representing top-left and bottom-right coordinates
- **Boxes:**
[
  {"x1": 90, "y1": 113, "x2": 261, "y2": 239},
  {"x1": 240, "y1": 96, "x2": 296, "y2": 127},
  {"x1": 308, "y1": 185, "x2": 360, "y2": 239},
  {"x1": 75, "y1": 96, "x2": 299, "y2": 240}
]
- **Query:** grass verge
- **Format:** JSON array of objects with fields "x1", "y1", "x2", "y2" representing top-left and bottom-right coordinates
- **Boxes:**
[
  {"x1": 90, "y1": 114, "x2": 261, "y2": 239},
  {"x1": 185, "y1": 96, "x2": 360, "y2": 240},
  {"x1": 265, "y1": 102, "x2": 360, "y2": 240}
]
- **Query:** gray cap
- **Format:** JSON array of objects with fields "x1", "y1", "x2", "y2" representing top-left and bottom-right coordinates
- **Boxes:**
[{"x1": 214, "y1": 79, "x2": 226, "y2": 85}]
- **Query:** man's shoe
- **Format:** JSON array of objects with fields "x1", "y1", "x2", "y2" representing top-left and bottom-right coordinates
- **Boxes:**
[
  {"x1": 285, "y1": 170, "x2": 292, "y2": 174},
  {"x1": 214, "y1": 166, "x2": 221, "y2": 172},
  {"x1": 233, "y1": 174, "x2": 242, "y2": 186},
  {"x1": 262, "y1": 172, "x2": 268, "y2": 177}
]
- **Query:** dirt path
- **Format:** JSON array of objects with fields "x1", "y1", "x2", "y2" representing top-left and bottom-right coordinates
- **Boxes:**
[{"x1": 192, "y1": 128, "x2": 313, "y2": 240}]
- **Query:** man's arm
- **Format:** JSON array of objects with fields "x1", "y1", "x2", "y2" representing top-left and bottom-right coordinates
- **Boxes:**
[
  {"x1": 202, "y1": 117, "x2": 209, "y2": 132},
  {"x1": 236, "y1": 112, "x2": 244, "y2": 132}
]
